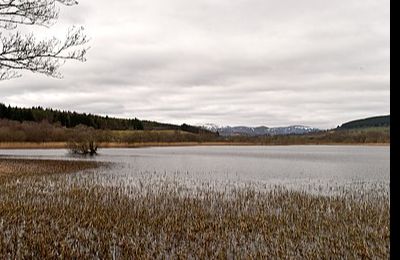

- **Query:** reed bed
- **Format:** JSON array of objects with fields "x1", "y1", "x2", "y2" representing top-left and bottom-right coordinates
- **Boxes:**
[
  {"x1": 0, "y1": 159, "x2": 390, "y2": 259},
  {"x1": 0, "y1": 158, "x2": 100, "y2": 179}
]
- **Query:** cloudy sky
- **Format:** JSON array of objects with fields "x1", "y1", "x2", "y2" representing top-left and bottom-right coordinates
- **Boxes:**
[{"x1": 0, "y1": 0, "x2": 390, "y2": 129}]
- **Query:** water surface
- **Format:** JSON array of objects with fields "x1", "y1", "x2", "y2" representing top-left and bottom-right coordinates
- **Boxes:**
[{"x1": 0, "y1": 145, "x2": 389, "y2": 194}]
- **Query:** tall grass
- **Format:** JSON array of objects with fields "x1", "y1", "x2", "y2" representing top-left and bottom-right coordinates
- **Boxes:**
[{"x1": 0, "y1": 159, "x2": 390, "y2": 259}]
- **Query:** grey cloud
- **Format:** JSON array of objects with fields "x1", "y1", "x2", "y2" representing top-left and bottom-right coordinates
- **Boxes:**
[{"x1": 0, "y1": 0, "x2": 390, "y2": 129}]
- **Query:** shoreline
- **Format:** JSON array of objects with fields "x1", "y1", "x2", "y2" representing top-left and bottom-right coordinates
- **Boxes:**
[{"x1": 0, "y1": 141, "x2": 390, "y2": 149}]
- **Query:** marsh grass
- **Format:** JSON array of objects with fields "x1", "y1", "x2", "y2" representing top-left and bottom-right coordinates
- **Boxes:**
[
  {"x1": 0, "y1": 158, "x2": 100, "y2": 179},
  {"x1": 0, "y1": 159, "x2": 390, "y2": 259}
]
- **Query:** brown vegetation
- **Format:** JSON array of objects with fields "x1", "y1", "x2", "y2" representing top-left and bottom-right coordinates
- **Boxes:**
[
  {"x1": 0, "y1": 118, "x2": 390, "y2": 149},
  {"x1": 0, "y1": 119, "x2": 217, "y2": 144},
  {"x1": 0, "y1": 159, "x2": 390, "y2": 258},
  {"x1": 227, "y1": 127, "x2": 390, "y2": 145},
  {"x1": 0, "y1": 158, "x2": 100, "y2": 179}
]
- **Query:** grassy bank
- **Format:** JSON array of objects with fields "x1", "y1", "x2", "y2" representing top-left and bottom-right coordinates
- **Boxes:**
[
  {"x1": 0, "y1": 158, "x2": 390, "y2": 258},
  {"x1": 0, "y1": 141, "x2": 257, "y2": 149},
  {"x1": 0, "y1": 141, "x2": 390, "y2": 149}
]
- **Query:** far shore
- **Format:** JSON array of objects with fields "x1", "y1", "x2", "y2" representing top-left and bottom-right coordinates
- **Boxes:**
[{"x1": 0, "y1": 141, "x2": 390, "y2": 149}]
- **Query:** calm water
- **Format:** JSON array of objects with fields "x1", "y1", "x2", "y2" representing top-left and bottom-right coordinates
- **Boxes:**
[{"x1": 0, "y1": 145, "x2": 390, "y2": 193}]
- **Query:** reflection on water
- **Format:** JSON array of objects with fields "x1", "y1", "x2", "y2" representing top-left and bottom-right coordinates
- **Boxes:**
[{"x1": 0, "y1": 145, "x2": 390, "y2": 194}]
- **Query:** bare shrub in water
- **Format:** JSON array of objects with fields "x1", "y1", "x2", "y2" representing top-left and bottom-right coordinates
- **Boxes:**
[
  {"x1": 68, "y1": 140, "x2": 98, "y2": 155},
  {"x1": 67, "y1": 125, "x2": 98, "y2": 155}
]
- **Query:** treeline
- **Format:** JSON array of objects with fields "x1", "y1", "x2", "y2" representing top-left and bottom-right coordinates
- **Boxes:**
[
  {"x1": 0, "y1": 119, "x2": 219, "y2": 143},
  {"x1": 338, "y1": 115, "x2": 390, "y2": 130},
  {"x1": 0, "y1": 118, "x2": 389, "y2": 144},
  {"x1": 0, "y1": 103, "x2": 213, "y2": 135},
  {"x1": 0, "y1": 103, "x2": 390, "y2": 145},
  {"x1": 0, "y1": 103, "x2": 143, "y2": 130},
  {"x1": 225, "y1": 127, "x2": 390, "y2": 145},
  {"x1": 141, "y1": 121, "x2": 213, "y2": 134}
]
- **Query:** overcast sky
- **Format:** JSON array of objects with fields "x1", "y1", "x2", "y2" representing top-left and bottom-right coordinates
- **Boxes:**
[{"x1": 0, "y1": 0, "x2": 390, "y2": 129}]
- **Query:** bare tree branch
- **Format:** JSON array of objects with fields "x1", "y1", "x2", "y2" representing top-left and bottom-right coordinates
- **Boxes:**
[
  {"x1": 0, "y1": 0, "x2": 78, "y2": 29},
  {"x1": 0, "y1": 0, "x2": 88, "y2": 80}
]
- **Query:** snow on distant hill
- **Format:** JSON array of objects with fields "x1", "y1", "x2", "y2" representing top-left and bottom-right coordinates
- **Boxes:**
[{"x1": 198, "y1": 124, "x2": 319, "y2": 136}]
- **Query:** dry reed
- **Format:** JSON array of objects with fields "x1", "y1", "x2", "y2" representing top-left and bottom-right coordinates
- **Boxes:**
[{"x1": 0, "y1": 159, "x2": 390, "y2": 259}]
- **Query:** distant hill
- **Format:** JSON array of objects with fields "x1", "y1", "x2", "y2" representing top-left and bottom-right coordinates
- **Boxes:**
[
  {"x1": 200, "y1": 124, "x2": 319, "y2": 137},
  {"x1": 0, "y1": 103, "x2": 213, "y2": 135},
  {"x1": 338, "y1": 115, "x2": 390, "y2": 130}
]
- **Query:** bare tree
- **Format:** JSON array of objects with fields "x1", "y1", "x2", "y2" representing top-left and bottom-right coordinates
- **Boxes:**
[
  {"x1": 0, "y1": 0, "x2": 88, "y2": 80},
  {"x1": 67, "y1": 124, "x2": 98, "y2": 156}
]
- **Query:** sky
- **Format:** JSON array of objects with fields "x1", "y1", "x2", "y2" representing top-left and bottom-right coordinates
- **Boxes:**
[{"x1": 0, "y1": 0, "x2": 390, "y2": 129}]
